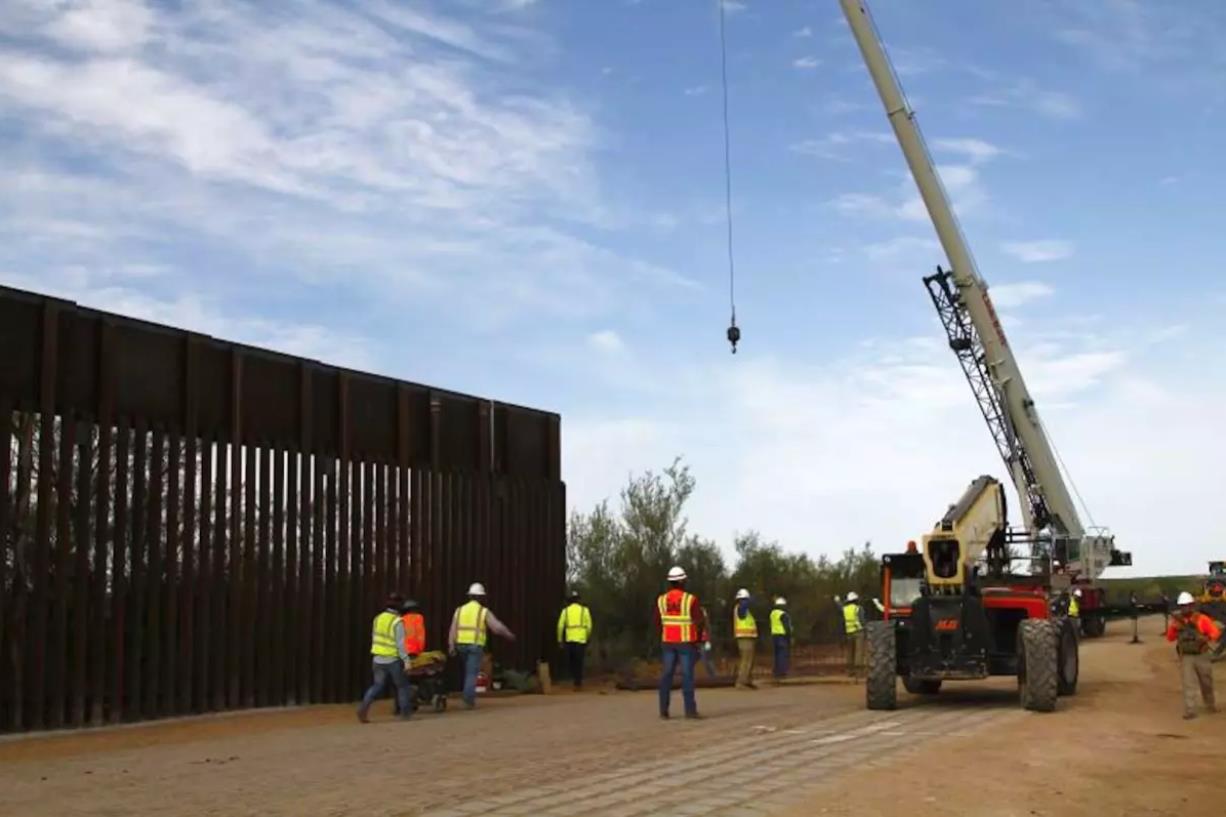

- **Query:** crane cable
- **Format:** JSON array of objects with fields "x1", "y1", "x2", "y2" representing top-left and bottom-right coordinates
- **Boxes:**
[{"x1": 718, "y1": 0, "x2": 741, "y2": 353}]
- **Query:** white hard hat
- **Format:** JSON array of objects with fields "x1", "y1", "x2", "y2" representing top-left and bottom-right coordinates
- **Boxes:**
[
  {"x1": 775, "y1": 597, "x2": 787, "y2": 606},
  {"x1": 1177, "y1": 591, "x2": 1195, "y2": 606},
  {"x1": 735, "y1": 588, "x2": 750, "y2": 600},
  {"x1": 667, "y1": 566, "x2": 687, "y2": 582},
  {"x1": 846, "y1": 591, "x2": 859, "y2": 602},
  {"x1": 1073, "y1": 589, "x2": 1082, "y2": 597},
  {"x1": 468, "y1": 582, "x2": 487, "y2": 596}
]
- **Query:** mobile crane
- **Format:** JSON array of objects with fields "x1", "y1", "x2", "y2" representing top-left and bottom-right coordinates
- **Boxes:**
[{"x1": 839, "y1": 0, "x2": 1131, "y2": 709}]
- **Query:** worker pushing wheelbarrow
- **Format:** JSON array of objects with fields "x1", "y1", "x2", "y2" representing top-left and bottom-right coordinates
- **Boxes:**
[{"x1": 392, "y1": 600, "x2": 448, "y2": 715}]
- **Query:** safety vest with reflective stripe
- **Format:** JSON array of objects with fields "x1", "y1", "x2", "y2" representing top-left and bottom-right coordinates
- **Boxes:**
[
  {"x1": 658, "y1": 590, "x2": 696, "y2": 644},
  {"x1": 734, "y1": 609, "x2": 758, "y2": 638},
  {"x1": 558, "y1": 603, "x2": 592, "y2": 644},
  {"x1": 401, "y1": 612, "x2": 426, "y2": 655},
  {"x1": 770, "y1": 609, "x2": 788, "y2": 636},
  {"x1": 455, "y1": 601, "x2": 489, "y2": 647},
  {"x1": 1068, "y1": 596, "x2": 1080, "y2": 618},
  {"x1": 371, "y1": 611, "x2": 401, "y2": 657},
  {"x1": 843, "y1": 603, "x2": 862, "y2": 635}
]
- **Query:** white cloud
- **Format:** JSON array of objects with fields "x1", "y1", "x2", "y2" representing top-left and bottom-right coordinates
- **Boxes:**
[
  {"x1": 722, "y1": 0, "x2": 747, "y2": 13},
  {"x1": 988, "y1": 281, "x2": 1055, "y2": 309},
  {"x1": 790, "y1": 130, "x2": 892, "y2": 160},
  {"x1": 587, "y1": 330, "x2": 626, "y2": 354},
  {"x1": 793, "y1": 56, "x2": 821, "y2": 70},
  {"x1": 564, "y1": 322, "x2": 1226, "y2": 577},
  {"x1": 42, "y1": 0, "x2": 154, "y2": 53},
  {"x1": 862, "y1": 236, "x2": 940, "y2": 262},
  {"x1": 684, "y1": 85, "x2": 708, "y2": 96},
  {"x1": 969, "y1": 80, "x2": 1082, "y2": 120},
  {"x1": 1001, "y1": 240, "x2": 1075, "y2": 263},
  {"x1": 932, "y1": 137, "x2": 1003, "y2": 165},
  {"x1": 793, "y1": 26, "x2": 812, "y2": 38}
]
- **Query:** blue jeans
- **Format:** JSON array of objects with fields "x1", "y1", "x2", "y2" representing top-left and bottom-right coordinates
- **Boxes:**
[
  {"x1": 458, "y1": 644, "x2": 484, "y2": 706},
  {"x1": 773, "y1": 637, "x2": 790, "y2": 679},
  {"x1": 360, "y1": 660, "x2": 413, "y2": 718},
  {"x1": 658, "y1": 644, "x2": 697, "y2": 716}
]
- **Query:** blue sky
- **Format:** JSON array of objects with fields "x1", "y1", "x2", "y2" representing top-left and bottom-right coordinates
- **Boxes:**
[{"x1": 2, "y1": 0, "x2": 1223, "y2": 576}]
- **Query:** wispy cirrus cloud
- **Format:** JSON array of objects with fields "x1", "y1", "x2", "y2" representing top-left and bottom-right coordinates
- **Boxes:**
[
  {"x1": 1001, "y1": 240, "x2": 1075, "y2": 263},
  {"x1": 0, "y1": 0, "x2": 697, "y2": 342},
  {"x1": 988, "y1": 281, "x2": 1055, "y2": 308},
  {"x1": 793, "y1": 56, "x2": 821, "y2": 70},
  {"x1": 969, "y1": 79, "x2": 1082, "y2": 120}
]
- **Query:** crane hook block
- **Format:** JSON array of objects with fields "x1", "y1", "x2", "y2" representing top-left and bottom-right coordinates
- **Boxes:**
[{"x1": 726, "y1": 323, "x2": 741, "y2": 354}]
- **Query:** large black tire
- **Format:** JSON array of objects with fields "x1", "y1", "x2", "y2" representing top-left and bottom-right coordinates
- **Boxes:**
[
  {"x1": 866, "y1": 621, "x2": 898, "y2": 711},
  {"x1": 903, "y1": 677, "x2": 942, "y2": 695},
  {"x1": 1057, "y1": 618, "x2": 1080, "y2": 696},
  {"x1": 1018, "y1": 619, "x2": 1059, "y2": 712},
  {"x1": 1081, "y1": 615, "x2": 1106, "y2": 638}
]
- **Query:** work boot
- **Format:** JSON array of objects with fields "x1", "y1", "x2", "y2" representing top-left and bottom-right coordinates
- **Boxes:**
[
  {"x1": 357, "y1": 705, "x2": 370, "y2": 724},
  {"x1": 1183, "y1": 712, "x2": 1197, "y2": 720},
  {"x1": 685, "y1": 712, "x2": 703, "y2": 720},
  {"x1": 659, "y1": 712, "x2": 670, "y2": 720}
]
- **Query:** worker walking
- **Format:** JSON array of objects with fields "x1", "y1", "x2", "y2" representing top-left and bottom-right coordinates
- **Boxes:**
[
  {"x1": 1166, "y1": 591, "x2": 1222, "y2": 720},
  {"x1": 357, "y1": 593, "x2": 414, "y2": 723},
  {"x1": 1068, "y1": 588, "x2": 1081, "y2": 619},
  {"x1": 770, "y1": 597, "x2": 792, "y2": 682},
  {"x1": 392, "y1": 599, "x2": 427, "y2": 716},
  {"x1": 557, "y1": 590, "x2": 593, "y2": 690},
  {"x1": 843, "y1": 592, "x2": 865, "y2": 679},
  {"x1": 733, "y1": 588, "x2": 758, "y2": 690},
  {"x1": 656, "y1": 565, "x2": 705, "y2": 719},
  {"x1": 449, "y1": 582, "x2": 516, "y2": 710}
]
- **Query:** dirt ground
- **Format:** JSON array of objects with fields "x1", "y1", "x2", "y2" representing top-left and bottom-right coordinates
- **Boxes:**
[{"x1": 1, "y1": 618, "x2": 1221, "y2": 817}]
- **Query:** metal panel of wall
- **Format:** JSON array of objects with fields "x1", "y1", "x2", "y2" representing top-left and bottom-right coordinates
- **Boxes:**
[{"x1": 0, "y1": 285, "x2": 565, "y2": 733}]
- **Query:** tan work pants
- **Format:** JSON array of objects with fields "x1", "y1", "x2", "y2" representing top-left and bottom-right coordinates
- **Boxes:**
[
  {"x1": 847, "y1": 631, "x2": 865, "y2": 677},
  {"x1": 1181, "y1": 652, "x2": 1216, "y2": 716},
  {"x1": 736, "y1": 638, "x2": 756, "y2": 687}
]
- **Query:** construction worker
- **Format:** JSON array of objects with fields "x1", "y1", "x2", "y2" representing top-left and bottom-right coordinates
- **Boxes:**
[
  {"x1": 655, "y1": 565, "x2": 705, "y2": 719},
  {"x1": 448, "y1": 582, "x2": 516, "y2": 709},
  {"x1": 1068, "y1": 588, "x2": 1081, "y2": 619},
  {"x1": 770, "y1": 597, "x2": 792, "y2": 682},
  {"x1": 1165, "y1": 591, "x2": 1221, "y2": 719},
  {"x1": 694, "y1": 603, "x2": 718, "y2": 678},
  {"x1": 557, "y1": 590, "x2": 593, "y2": 690},
  {"x1": 391, "y1": 599, "x2": 427, "y2": 716},
  {"x1": 733, "y1": 588, "x2": 758, "y2": 690},
  {"x1": 357, "y1": 593, "x2": 414, "y2": 723},
  {"x1": 843, "y1": 591, "x2": 865, "y2": 678}
]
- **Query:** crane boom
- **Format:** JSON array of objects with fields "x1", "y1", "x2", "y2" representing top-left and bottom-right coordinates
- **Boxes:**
[{"x1": 838, "y1": 0, "x2": 1122, "y2": 578}]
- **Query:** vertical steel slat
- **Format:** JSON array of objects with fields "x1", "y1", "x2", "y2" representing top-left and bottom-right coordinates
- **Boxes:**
[
  {"x1": 10, "y1": 414, "x2": 32, "y2": 731},
  {"x1": 48, "y1": 413, "x2": 73, "y2": 729},
  {"x1": 242, "y1": 442, "x2": 257, "y2": 708},
  {"x1": 398, "y1": 466, "x2": 410, "y2": 599},
  {"x1": 196, "y1": 437, "x2": 213, "y2": 713},
  {"x1": 0, "y1": 398, "x2": 13, "y2": 732},
  {"x1": 375, "y1": 461, "x2": 387, "y2": 600},
  {"x1": 285, "y1": 451, "x2": 299, "y2": 704},
  {"x1": 90, "y1": 416, "x2": 111, "y2": 726},
  {"x1": 144, "y1": 428, "x2": 164, "y2": 720},
  {"x1": 358, "y1": 460, "x2": 372, "y2": 697},
  {"x1": 71, "y1": 419, "x2": 93, "y2": 726},
  {"x1": 335, "y1": 453, "x2": 350, "y2": 701},
  {"x1": 165, "y1": 430, "x2": 180, "y2": 717},
  {"x1": 181, "y1": 431, "x2": 196, "y2": 714},
  {"x1": 181, "y1": 337, "x2": 198, "y2": 714},
  {"x1": 323, "y1": 458, "x2": 337, "y2": 702},
  {"x1": 227, "y1": 352, "x2": 242, "y2": 711},
  {"x1": 271, "y1": 447, "x2": 285, "y2": 706},
  {"x1": 308, "y1": 453, "x2": 323, "y2": 701},
  {"x1": 128, "y1": 419, "x2": 149, "y2": 720},
  {"x1": 110, "y1": 421, "x2": 130, "y2": 724},
  {"x1": 256, "y1": 444, "x2": 271, "y2": 707},
  {"x1": 214, "y1": 437, "x2": 230, "y2": 712},
  {"x1": 29, "y1": 305, "x2": 59, "y2": 731}
]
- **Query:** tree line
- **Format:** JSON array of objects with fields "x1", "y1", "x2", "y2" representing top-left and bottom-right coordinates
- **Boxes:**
[{"x1": 566, "y1": 459, "x2": 883, "y2": 669}]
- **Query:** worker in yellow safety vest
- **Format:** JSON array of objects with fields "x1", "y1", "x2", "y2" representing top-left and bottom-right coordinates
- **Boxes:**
[
  {"x1": 770, "y1": 597, "x2": 793, "y2": 682},
  {"x1": 557, "y1": 590, "x2": 593, "y2": 690},
  {"x1": 1068, "y1": 589, "x2": 1081, "y2": 619},
  {"x1": 843, "y1": 591, "x2": 865, "y2": 679},
  {"x1": 357, "y1": 593, "x2": 414, "y2": 723},
  {"x1": 733, "y1": 588, "x2": 758, "y2": 690},
  {"x1": 448, "y1": 582, "x2": 516, "y2": 709}
]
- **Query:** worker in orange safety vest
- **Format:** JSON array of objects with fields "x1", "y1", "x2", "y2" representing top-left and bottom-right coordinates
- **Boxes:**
[{"x1": 655, "y1": 565, "x2": 705, "y2": 720}]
